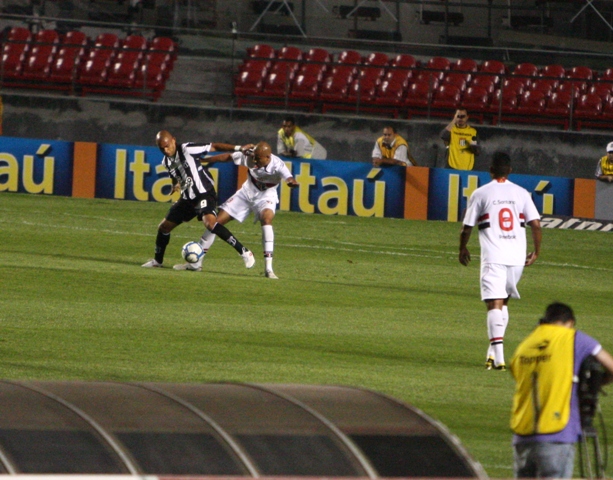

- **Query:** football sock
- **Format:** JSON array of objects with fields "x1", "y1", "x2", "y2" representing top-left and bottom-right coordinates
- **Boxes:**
[
  {"x1": 262, "y1": 225, "x2": 274, "y2": 271},
  {"x1": 199, "y1": 231, "x2": 216, "y2": 255},
  {"x1": 487, "y1": 309, "x2": 505, "y2": 366},
  {"x1": 154, "y1": 231, "x2": 170, "y2": 264},
  {"x1": 501, "y1": 305, "x2": 509, "y2": 336},
  {"x1": 211, "y1": 223, "x2": 246, "y2": 255}
]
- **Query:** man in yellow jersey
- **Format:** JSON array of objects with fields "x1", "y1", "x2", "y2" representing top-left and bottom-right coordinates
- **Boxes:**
[
  {"x1": 510, "y1": 302, "x2": 613, "y2": 478},
  {"x1": 441, "y1": 108, "x2": 480, "y2": 170},
  {"x1": 595, "y1": 141, "x2": 613, "y2": 182},
  {"x1": 371, "y1": 126, "x2": 419, "y2": 167},
  {"x1": 277, "y1": 117, "x2": 327, "y2": 159}
]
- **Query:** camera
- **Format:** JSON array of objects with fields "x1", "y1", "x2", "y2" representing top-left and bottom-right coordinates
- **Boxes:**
[{"x1": 578, "y1": 355, "x2": 605, "y2": 427}]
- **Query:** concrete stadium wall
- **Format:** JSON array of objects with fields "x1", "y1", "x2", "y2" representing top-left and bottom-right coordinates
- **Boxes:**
[{"x1": 3, "y1": 94, "x2": 610, "y2": 179}]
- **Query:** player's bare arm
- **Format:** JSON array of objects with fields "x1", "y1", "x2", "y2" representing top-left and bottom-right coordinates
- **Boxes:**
[
  {"x1": 525, "y1": 219, "x2": 542, "y2": 266},
  {"x1": 210, "y1": 143, "x2": 255, "y2": 153},
  {"x1": 286, "y1": 177, "x2": 299, "y2": 188},
  {"x1": 459, "y1": 225, "x2": 473, "y2": 266}
]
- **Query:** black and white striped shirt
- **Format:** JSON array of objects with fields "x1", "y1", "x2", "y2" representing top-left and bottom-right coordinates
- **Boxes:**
[{"x1": 162, "y1": 142, "x2": 215, "y2": 200}]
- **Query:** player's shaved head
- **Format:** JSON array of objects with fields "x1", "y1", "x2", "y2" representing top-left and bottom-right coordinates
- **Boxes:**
[
  {"x1": 255, "y1": 141, "x2": 271, "y2": 156},
  {"x1": 156, "y1": 130, "x2": 177, "y2": 156},
  {"x1": 490, "y1": 151, "x2": 512, "y2": 178},
  {"x1": 252, "y1": 141, "x2": 272, "y2": 168}
]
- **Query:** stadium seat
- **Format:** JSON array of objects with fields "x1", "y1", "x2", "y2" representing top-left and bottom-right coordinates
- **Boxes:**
[
  {"x1": 79, "y1": 55, "x2": 111, "y2": 87},
  {"x1": 364, "y1": 52, "x2": 389, "y2": 67},
  {"x1": 337, "y1": 50, "x2": 362, "y2": 66},
  {"x1": 452, "y1": 58, "x2": 478, "y2": 73},
  {"x1": 543, "y1": 91, "x2": 573, "y2": 128},
  {"x1": 469, "y1": 73, "x2": 497, "y2": 94},
  {"x1": 89, "y1": 33, "x2": 120, "y2": 62},
  {"x1": 260, "y1": 71, "x2": 293, "y2": 98},
  {"x1": 234, "y1": 68, "x2": 265, "y2": 97},
  {"x1": 530, "y1": 78, "x2": 557, "y2": 97},
  {"x1": 0, "y1": 27, "x2": 31, "y2": 81},
  {"x1": 478, "y1": 60, "x2": 506, "y2": 88},
  {"x1": 319, "y1": 74, "x2": 349, "y2": 102},
  {"x1": 246, "y1": 43, "x2": 275, "y2": 60},
  {"x1": 516, "y1": 89, "x2": 546, "y2": 114},
  {"x1": 423, "y1": 56, "x2": 451, "y2": 81},
  {"x1": 557, "y1": 81, "x2": 583, "y2": 99},
  {"x1": 574, "y1": 93, "x2": 604, "y2": 130},
  {"x1": 20, "y1": 30, "x2": 59, "y2": 82},
  {"x1": 118, "y1": 34, "x2": 147, "y2": 63},
  {"x1": 566, "y1": 66, "x2": 593, "y2": 93},
  {"x1": 288, "y1": 73, "x2": 321, "y2": 110},
  {"x1": 431, "y1": 83, "x2": 462, "y2": 110},
  {"x1": 511, "y1": 62, "x2": 538, "y2": 88},
  {"x1": 501, "y1": 77, "x2": 525, "y2": 97},
  {"x1": 375, "y1": 79, "x2": 406, "y2": 108},
  {"x1": 461, "y1": 86, "x2": 490, "y2": 118},
  {"x1": 588, "y1": 83, "x2": 612, "y2": 101},
  {"x1": 303, "y1": 47, "x2": 330, "y2": 64},
  {"x1": 599, "y1": 68, "x2": 613, "y2": 82},
  {"x1": 270, "y1": 46, "x2": 302, "y2": 76},
  {"x1": 134, "y1": 62, "x2": 166, "y2": 93},
  {"x1": 404, "y1": 79, "x2": 436, "y2": 110},
  {"x1": 488, "y1": 88, "x2": 519, "y2": 117},
  {"x1": 443, "y1": 72, "x2": 470, "y2": 91},
  {"x1": 540, "y1": 64, "x2": 565, "y2": 81}
]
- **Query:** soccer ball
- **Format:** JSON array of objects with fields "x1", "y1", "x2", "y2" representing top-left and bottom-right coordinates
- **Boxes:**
[{"x1": 181, "y1": 241, "x2": 204, "y2": 264}]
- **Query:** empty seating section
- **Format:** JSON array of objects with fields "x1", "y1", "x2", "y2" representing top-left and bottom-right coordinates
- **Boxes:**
[
  {"x1": 0, "y1": 27, "x2": 177, "y2": 100},
  {"x1": 235, "y1": 43, "x2": 613, "y2": 130}
]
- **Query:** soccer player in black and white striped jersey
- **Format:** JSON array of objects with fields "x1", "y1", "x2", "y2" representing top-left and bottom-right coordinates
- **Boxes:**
[{"x1": 142, "y1": 130, "x2": 255, "y2": 271}]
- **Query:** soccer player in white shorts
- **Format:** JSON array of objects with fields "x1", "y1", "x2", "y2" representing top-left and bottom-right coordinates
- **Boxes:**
[
  {"x1": 186, "y1": 141, "x2": 298, "y2": 279},
  {"x1": 459, "y1": 152, "x2": 542, "y2": 370}
]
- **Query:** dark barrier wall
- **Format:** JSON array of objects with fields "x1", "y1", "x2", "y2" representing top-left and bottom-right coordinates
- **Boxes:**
[
  {"x1": 0, "y1": 381, "x2": 486, "y2": 477},
  {"x1": 3, "y1": 94, "x2": 609, "y2": 179}
]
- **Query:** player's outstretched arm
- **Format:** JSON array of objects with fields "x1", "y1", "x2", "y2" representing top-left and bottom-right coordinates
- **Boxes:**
[
  {"x1": 286, "y1": 177, "x2": 299, "y2": 188},
  {"x1": 210, "y1": 143, "x2": 255, "y2": 152},
  {"x1": 459, "y1": 225, "x2": 473, "y2": 266},
  {"x1": 525, "y1": 219, "x2": 542, "y2": 266}
]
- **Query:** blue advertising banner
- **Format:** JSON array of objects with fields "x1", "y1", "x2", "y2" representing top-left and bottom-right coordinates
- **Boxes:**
[
  {"x1": 428, "y1": 168, "x2": 573, "y2": 222},
  {"x1": 95, "y1": 144, "x2": 239, "y2": 203},
  {"x1": 280, "y1": 158, "x2": 405, "y2": 218},
  {"x1": 0, "y1": 137, "x2": 73, "y2": 196}
]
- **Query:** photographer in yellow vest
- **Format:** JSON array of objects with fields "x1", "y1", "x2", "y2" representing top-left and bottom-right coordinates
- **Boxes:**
[
  {"x1": 595, "y1": 141, "x2": 613, "y2": 183},
  {"x1": 440, "y1": 108, "x2": 480, "y2": 170},
  {"x1": 371, "y1": 126, "x2": 418, "y2": 167},
  {"x1": 510, "y1": 302, "x2": 613, "y2": 478},
  {"x1": 277, "y1": 117, "x2": 327, "y2": 159}
]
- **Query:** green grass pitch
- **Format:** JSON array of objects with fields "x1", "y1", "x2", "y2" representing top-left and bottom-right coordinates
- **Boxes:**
[{"x1": 1, "y1": 191, "x2": 612, "y2": 477}]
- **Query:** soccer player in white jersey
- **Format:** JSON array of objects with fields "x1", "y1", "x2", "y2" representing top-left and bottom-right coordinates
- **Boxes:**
[
  {"x1": 459, "y1": 152, "x2": 542, "y2": 370},
  {"x1": 177, "y1": 141, "x2": 298, "y2": 279}
]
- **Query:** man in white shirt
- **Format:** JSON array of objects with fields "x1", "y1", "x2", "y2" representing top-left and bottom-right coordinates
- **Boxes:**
[
  {"x1": 179, "y1": 141, "x2": 298, "y2": 279},
  {"x1": 371, "y1": 126, "x2": 418, "y2": 167},
  {"x1": 459, "y1": 152, "x2": 542, "y2": 370}
]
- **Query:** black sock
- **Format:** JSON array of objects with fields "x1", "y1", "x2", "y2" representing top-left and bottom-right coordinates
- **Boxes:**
[
  {"x1": 154, "y1": 231, "x2": 170, "y2": 264},
  {"x1": 211, "y1": 223, "x2": 247, "y2": 255}
]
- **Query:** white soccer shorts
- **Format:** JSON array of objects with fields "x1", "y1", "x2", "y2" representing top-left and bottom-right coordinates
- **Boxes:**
[
  {"x1": 480, "y1": 263, "x2": 524, "y2": 301},
  {"x1": 220, "y1": 188, "x2": 277, "y2": 223}
]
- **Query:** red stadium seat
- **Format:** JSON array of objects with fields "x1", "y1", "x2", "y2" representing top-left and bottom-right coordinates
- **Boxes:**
[
  {"x1": 289, "y1": 73, "x2": 320, "y2": 104},
  {"x1": 488, "y1": 88, "x2": 519, "y2": 116},
  {"x1": 246, "y1": 43, "x2": 275, "y2": 60},
  {"x1": 270, "y1": 46, "x2": 302, "y2": 76},
  {"x1": 404, "y1": 79, "x2": 436, "y2": 109},
  {"x1": 134, "y1": 62, "x2": 166, "y2": 92},
  {"x1": 516, "y1": 89, "x2": 546, "y2": 114},
  {"x1": 452, "y1": 58, "x2": 478, "y2": 73},
  {"x1": 319, "y1": 74, "x2": 349, "y2": 102},
  {"x1": 589, "y1": 83, "x2": 613, "y2": 101},
  {"x1": 544, "y1": 91, "x2": 573, "y2": 116},
  {"x1": 566, "y1": 66, "x2": 593, "y2": 93},
  {"x1": 540, "y1": 64, "x2": 565, "y2": 84},
  {"x1": 443, "y1": 72, "x2": 470, "y2": 91},
  {"x1": 574, "y1": 93, "x2": 603, "y2": 130},
  {"x1": 462, "y1": 86, "x2": 490, "y2": 115},
  {"x1": 530, "y1": 78, "x2": 557, "y2": 97},
  {"x1": 303, "y1": 47, "x2": 330, "y2": 65},
  {"x1": 557, "y1": 81, "x2": 583, "y2": 99},
  {"x1": 337, "y1": 50, "x2": 362, "y2": 66},
  {"x1": 234, "y1": 68, "x2": 265, "y2": 96},
  {"x1": 431, "y1": 83, "x2": 462, "y2": 110},
  {"x1": 469, "y1": 73, "x2": 497, "y2": 94},
  {"x1": 79, "y1": 56, "x2": 111, "y2": 86},
  {"x1": 423, "y1": 56, "x2": 451, "y2": 81},
  {"x1": 511, "y1": 62, "x2": 538, "y2": 88},
  {"x1": 501, "y1": 77, "x2": 525, "y2": 97},
  {"x1": 364, "y1": 52, "x2": 389, "y2": 67}
]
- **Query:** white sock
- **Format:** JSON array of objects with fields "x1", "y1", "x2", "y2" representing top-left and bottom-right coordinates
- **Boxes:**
[
  {"x1": 487, "y1": 309, "x2": 505, "y2": 366},
  {"x1": 194, "y1": 231, "x2": 215, "y2": 267},
  {"x1": 262, "y1": 225, "x2": 274, "y2": 271},
  {"x1": 501, "y1": 305, "x2": 509, "y2": 336}
]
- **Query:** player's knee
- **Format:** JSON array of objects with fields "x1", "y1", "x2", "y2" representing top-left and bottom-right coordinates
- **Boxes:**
[{"x1": 158, "y1": 220, "x2": 175, "y2": 234}]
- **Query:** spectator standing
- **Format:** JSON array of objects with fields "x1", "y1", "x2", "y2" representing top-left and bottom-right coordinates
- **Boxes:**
[
  {"x1": 277, "y1": 117, "x2": 327, "y2": 159},
  {"x1": 510, "y1": 302, "x2": 613, "y2": 478},
  {"x1": 371, "y1": 126, "x2": 418, "y2": 167},
  {"x1": 595, "y1": 141, "x2": 613, "y2": 183},
  {"x1": 441, "y1": 108, "x2": 481, "y2": 170},
  {"x1": 459, "y1": 152, "x2": 542, "y2": 370}
]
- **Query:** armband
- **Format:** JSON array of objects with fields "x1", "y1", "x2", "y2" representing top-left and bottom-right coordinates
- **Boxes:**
[{"x1": 234, "y1": 145, "x2": 241, "y2": 152}]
